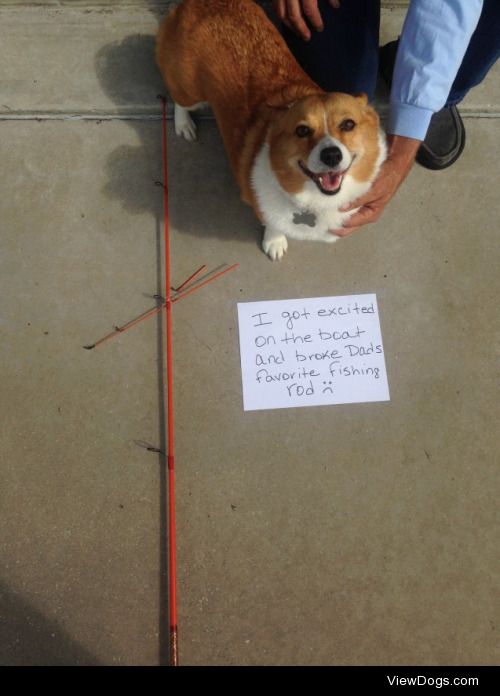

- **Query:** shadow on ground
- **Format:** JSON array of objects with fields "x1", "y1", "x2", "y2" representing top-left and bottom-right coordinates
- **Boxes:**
[
  {"x1": 0, "y1": 581, "x2": 101, "y2": 666},
  {"x1": 95, "y1": 33, "x2": 260, "y2": 245}
]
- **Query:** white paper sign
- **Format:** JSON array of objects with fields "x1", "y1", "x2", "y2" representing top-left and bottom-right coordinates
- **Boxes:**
[{"x1": 237, "y1": 294, "x2": 390, "y2": 411}]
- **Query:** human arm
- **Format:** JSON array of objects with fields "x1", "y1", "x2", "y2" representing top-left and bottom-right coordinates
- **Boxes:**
[
  {"x1": 389, "y1": 0, "x2": 484, "y2": 140},
  {"x1": 341, "y1": 0, "x2": 484, "y2": 232}
]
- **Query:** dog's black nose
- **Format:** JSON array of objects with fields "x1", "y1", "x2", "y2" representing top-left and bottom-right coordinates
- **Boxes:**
[{"x1": 320, "y1": 146, "x2": 343, "y2": 168}]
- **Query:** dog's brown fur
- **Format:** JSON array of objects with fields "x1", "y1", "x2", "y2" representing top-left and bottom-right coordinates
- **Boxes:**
[{"x1": 156, "y1": 0, "x2": 321, "y2": 208}]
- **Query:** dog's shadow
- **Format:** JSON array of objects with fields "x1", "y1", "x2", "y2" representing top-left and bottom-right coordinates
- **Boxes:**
[{"x1": 95, "y1": 32, "x2": 260, "y2": 244}]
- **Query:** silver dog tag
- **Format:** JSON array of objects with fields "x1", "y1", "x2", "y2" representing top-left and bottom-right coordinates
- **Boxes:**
[{"x1": 293, "y1": 211, "x2": 316, "y2": 227}]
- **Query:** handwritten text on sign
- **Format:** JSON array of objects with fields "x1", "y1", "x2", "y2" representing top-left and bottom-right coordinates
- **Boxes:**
[{"x1": 237, "y1": 294, "x2": 390, "y2": 411}]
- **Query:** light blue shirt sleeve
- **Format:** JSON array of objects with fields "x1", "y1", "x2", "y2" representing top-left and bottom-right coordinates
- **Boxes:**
[{"x1": 388, "y1": 0, "x2": 484, "y2": 140}]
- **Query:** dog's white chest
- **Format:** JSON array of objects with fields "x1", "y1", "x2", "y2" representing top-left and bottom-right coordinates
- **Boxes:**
[
  {"x1": 288, "y1": 205, "x2": 353, "y2": 242},
  {"x1": 251, "y1": 143, "x2": 364, "y2": 246}
]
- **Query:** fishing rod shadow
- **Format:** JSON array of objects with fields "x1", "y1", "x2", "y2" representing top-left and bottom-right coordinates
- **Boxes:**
[
  {"x1": 154, "y1": 210, "x2": 170, "y2": 667},
  {"x1": 131, "y1": 214, "x2": 169, "y2": 667},
  {"x1": 113, "y1": 221, "x2": 169, "y2": 666}
]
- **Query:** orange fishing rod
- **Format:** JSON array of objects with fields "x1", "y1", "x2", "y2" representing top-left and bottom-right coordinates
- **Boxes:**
[
  {"x1": 160, "y1": 95, "x2": 179, "y2": 666},
  {"x1": 84, "y1": 96, "x2": 239, "y2": 665}
]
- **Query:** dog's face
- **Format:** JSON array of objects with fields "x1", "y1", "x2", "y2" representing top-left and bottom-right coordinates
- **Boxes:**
[{"x1": 266, "y1": 92, "x2": 382, "y2": 203}]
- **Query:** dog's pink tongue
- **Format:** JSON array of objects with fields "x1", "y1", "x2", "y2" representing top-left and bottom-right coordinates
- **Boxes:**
[{"x1": 320, "y1": 172, "x2": 342, "y2": 191}]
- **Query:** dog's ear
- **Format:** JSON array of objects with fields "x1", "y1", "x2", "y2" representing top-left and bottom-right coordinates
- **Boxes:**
[
  {"x1": 355, "y1": 92, "x2": 380, "y2": 125},
  {"x1": 265, "y1": 84, "x2": 322, "y2": 110},
  {"x1": 355, "y1": 93, "x2": 369, "y2": 107},
  {"x1": 257, "y1": 100, "x2": 289, "y2": 126},
  {"x1": 258, "y1": 86, "x2": 297, "y2": 123}
]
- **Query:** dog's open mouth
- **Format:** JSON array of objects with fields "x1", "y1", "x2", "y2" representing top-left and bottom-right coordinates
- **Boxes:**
[{"x1": 298, "y1": 161, "x2": 346, "y2": 195}]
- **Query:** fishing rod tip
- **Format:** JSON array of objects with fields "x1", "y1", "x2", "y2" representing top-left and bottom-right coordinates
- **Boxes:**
[{"x1": 83, "y1": 344, "x2": 95, "y2": 350}]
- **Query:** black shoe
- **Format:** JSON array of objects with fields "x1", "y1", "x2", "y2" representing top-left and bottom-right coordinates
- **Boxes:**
[
  {"x1": 379, "y1": 40, "x2": 466, "y2": 171},
  {"x1": 416, "y1": 105, "x2": 466, "y2": 170}
]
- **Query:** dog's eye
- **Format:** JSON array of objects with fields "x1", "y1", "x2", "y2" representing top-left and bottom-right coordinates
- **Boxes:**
[
  {"x1": 295, "y1": 124, "x2": 312, "y2": 138},
  {"x1": 339, "y1": 119, "x2": 356, "y2": 132}
]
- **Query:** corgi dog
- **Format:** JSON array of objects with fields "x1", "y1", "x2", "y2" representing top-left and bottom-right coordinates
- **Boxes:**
[{"x1": 156, "y1": 0, "x2": 387, "y2": 260}]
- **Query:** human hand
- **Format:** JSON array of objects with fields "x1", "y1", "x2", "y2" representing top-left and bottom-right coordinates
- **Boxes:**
[
  {"x1": 334, "y1": 135, "x2": 421, "y2": 236},
  {"x1": 272, "y1": 0, "x2": 341, "y2": 41}
]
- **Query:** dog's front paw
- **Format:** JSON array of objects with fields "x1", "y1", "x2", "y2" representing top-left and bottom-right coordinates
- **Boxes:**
[
  {"x1": 262, "y1": 234, "x2": 288, "y2": 261},
  {"x1": 327, "y1": 229, "x2": 341, "y2": 240}
]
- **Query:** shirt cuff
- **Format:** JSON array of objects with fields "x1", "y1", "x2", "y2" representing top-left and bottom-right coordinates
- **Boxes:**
[{"x1": 387, "y1": 102, "x2": 434, "y2": 141}]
